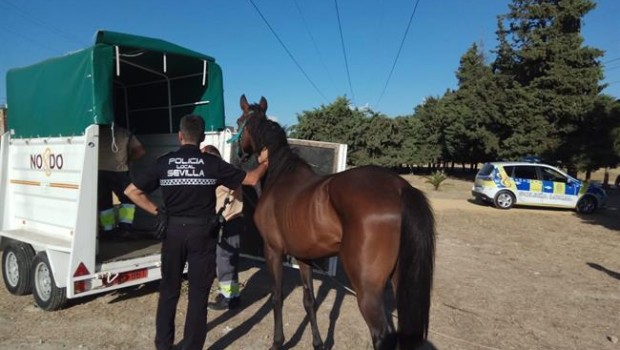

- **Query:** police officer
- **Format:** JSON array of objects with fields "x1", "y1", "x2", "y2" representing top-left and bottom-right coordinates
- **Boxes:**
[{"x1": 124, "y1": 114, "x2": 267, "y2": 350}]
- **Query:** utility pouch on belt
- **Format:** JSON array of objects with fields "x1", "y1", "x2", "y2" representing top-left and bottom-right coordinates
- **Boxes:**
[
  {"x1": 154, "y1": 207, "x2": 168, "y2": 240},
  {"x1": 205, "y1": 215, "x2": 222, "y2": 240}
]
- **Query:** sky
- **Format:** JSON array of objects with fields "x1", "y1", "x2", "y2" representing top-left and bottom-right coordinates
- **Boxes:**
[{"x1": 1, "y1": 0, "x2": 619, "y2": 128}]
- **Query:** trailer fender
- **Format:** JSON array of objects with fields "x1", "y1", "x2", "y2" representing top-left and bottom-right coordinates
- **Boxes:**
[{"x1": 45, "y1": 249, "x2": 70, "y2": 288}]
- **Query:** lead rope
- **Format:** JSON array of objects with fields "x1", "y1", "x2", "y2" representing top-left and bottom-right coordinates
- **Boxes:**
[{"x1": 110, "y1": 122, "x2": 119, "y2": 153}]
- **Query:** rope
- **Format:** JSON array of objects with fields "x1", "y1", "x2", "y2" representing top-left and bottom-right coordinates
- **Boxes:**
[
  {"x1": 110, "y1": 122, "x2": 119, "y2": 153},
  {"x1": 226, "y1": 119, "x2": 247, "y2": 144}
]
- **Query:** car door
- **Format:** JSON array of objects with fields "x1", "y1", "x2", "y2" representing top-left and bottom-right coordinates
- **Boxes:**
[
  {"x1": 511, "y1": 165, "x2": 543, "y2": 205},
  {"x1": 538, "y1": 166, "x2": 579, "y2": 208}
]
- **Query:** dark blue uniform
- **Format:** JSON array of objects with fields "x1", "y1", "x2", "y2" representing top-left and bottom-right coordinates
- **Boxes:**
[{"x1": 133, "y1": 144, "x2": 245, "y2": 350}]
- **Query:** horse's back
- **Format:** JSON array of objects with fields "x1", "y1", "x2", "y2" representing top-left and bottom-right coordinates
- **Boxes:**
[{"x1": 329, "y1": 165, "x2": 411, "y2": 208}]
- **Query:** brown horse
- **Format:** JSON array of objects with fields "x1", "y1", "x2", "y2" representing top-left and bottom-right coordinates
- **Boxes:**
[{"x1": 236, "y1": 95, "x2": 436, "y2": 350}]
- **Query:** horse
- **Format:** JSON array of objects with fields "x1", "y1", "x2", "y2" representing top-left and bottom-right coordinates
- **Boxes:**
[{"x1": 235, "y1": 94, "x2": 436, "y2": 350}]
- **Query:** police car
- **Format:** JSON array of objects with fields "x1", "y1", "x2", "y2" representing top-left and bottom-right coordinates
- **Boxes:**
[{"x1": 471, "y1": 162, "x2": 607, "y2": 214}]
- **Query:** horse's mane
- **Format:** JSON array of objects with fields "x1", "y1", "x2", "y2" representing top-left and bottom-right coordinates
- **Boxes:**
[{"x1": 246, "y1": 113, "x2": 311, "y2": 187}]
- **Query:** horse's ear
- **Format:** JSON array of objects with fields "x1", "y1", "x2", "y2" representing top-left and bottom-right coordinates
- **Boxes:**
[
  {"x1": 240, "y1": 94, "x2": 249, "y2": 112},
  {"x1": 259, "y1": 96, "x2": 268, "y2": 113}
]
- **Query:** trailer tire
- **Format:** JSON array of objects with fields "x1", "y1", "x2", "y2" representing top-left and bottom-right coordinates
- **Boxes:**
[
  {"x1": 2, "y1": 241, "x2": 35, "y2": 295},
  {"x1": 31, "y1": 252, "x2": 67, "y2": 311}
]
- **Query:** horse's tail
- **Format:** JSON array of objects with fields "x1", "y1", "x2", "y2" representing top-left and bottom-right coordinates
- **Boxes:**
[{"x1": 397, "y1": 185, "x2": 436, "y2": 348}]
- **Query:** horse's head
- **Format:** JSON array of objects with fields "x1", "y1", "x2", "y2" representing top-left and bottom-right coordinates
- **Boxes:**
[{"x1": 236, "y1": 94, "x2": 268, "y2": 159}]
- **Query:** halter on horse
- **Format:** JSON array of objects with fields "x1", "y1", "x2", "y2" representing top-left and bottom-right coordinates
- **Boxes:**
[{"x1": 236, "y1": 94, "x2": 436, "y2": 350}]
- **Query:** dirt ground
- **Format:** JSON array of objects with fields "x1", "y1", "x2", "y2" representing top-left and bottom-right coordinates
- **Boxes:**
[{"x1": 0, "y1": 175, "x2": 618, "y2": 350}]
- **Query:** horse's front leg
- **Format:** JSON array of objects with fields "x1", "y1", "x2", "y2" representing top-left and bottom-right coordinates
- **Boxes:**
[
  {"x1": 298, "y1": 261, "x2": 325, "y2": 350},
  {"x1": 264, "y1": 245, "x2": 285, "y2": 350}
]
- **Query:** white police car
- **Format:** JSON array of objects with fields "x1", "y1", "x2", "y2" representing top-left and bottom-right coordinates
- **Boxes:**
[{"x1": 472, "y1": 162, "x2": 607, "y2": 214}]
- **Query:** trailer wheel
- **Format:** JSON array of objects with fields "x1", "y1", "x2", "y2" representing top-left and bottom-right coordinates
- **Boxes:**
[
  {"x1": 2, "y1": 241, "x2": 35, "y2": 295},
  {"x1": 31, "y1": 252, "x2": 66, "y2": 311}
]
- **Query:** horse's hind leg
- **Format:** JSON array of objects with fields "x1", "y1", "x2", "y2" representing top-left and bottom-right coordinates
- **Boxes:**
[
  {"x1": 358, "y1": 287, "x2": 397, "y2": 350},
  {"x1": 298, "y1": 261, "x2": 325, "y2": 350},
  {"x1": 341, "y1": 258, "x2": 397, "y2": 350},
  {"x1": 264, "y1": 245, "x2": 285, "y2": 350}
]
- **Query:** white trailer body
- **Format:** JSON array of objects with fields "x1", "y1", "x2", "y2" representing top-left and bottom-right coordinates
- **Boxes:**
[
  {"x1": 0, "y1": 127, "x2": 236, "y2": 310},
  {"x1": 0, "y1": 30, "x2": 229, "y2": 310}
]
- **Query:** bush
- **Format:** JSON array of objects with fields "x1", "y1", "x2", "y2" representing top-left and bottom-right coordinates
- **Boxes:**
[{"x1": 425, "y1": 170, "x2": 448, "y2": 191}]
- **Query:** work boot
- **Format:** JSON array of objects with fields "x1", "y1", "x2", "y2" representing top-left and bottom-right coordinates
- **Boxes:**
[
  {"x1": 99, "y1": 227, "x2": 138, "y2": 241},
  {"x1": 208, "y1": 294, "x2": 240, "y2": 310},
  {"x1": 118, "y1": 222, "x2": 133, "y2": 232}
]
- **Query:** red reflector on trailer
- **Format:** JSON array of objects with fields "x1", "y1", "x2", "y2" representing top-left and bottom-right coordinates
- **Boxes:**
[
  {"x1": 73, "y1": 262, "x2": 90, "y2": 277},
  {"x1": 74, "y1": 280, "x2": 88, "y2": 294}
]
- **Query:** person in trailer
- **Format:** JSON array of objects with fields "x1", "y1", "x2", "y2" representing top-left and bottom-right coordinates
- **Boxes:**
[{"x1": 98, "y1": 124, "x2": 146, "y2": 240}]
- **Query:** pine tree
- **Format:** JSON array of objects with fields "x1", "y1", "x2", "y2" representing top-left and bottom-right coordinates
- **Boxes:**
[
  {"x1": 497, "y1": 0, "x2": 605, "y2": 171},
  {"x1": 453, "y1": 43, "x2": 501, "y2": 164}
]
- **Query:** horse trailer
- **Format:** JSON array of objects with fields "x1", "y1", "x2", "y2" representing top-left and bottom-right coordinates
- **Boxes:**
[{"x1": 0, "y1": 30, "x2": 344, "y2": 311}]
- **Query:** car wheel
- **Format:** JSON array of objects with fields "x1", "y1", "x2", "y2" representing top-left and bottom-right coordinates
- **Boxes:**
[
  {"x1": 576, "y1": 196, "x2": 597, "y2": 214},
  {"x1": 32, "y1": 252, "x2": 67, "y2": 311},
  {"x1": 2, "y1": 241, "x2": 35, "y2": 295},
  {"x1": 494, "y1": 191, "x2": 515, "y2": 209}
]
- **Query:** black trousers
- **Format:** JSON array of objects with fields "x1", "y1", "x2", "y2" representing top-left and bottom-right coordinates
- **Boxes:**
[
  {"x1": 97, "y1": 170, "x2": 132, "y2": 209},
  {"x1": 155, "y1": 222, "x2": 217, "y2": 350}
]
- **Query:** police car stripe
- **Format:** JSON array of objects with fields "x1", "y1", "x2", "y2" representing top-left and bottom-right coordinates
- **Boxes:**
[{"x1": 160, "y1": 178, "x2": 216, "y2": 186}]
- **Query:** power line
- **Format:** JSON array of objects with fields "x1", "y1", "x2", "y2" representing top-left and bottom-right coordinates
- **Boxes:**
[
  {"x1": 334, "y1": 0, "x2": 355, "y2": 103},
  {"x1": 0, "y1": 0, "x2": 87, "y2": 47},
  {"x1": 603, "y1": 57, "x2": 620, "y2": 65},
  {"x1": 293, "y1": 0, "x2": 335, "y2": 87},
  {"x1": 375, "y1": 0, "x2": 422, "y2": 109},
  {"x1": 605, "y1": 64, "x2": 620, "y2": 71},
  {"x1": 247, "y1": 0, "x2": 328, "y2": 103},
  {"x1": 0, "y1": 23, "x2": 59, "y2": 53}
]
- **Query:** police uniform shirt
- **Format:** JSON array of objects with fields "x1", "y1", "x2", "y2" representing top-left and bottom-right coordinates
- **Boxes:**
[{"x1": 133, "y1": 145, "x2": 246, "y2": 217}]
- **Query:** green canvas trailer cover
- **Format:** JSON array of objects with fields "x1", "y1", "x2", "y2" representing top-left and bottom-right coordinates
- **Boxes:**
[{"x1": 6, "y1": 30, "x2": 225, "y2": 138}]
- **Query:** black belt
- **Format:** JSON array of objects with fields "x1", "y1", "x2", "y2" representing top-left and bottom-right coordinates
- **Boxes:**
[{"x1": 168, "y1": 216, "x2": 212, "y2": 226}]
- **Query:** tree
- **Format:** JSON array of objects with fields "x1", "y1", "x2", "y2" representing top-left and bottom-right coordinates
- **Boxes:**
[
  {"x1": 561, "y1": 95, "x2": 620, "y2": 177},
  {"x1": 452, "y1": 43, "x2": 501, "y2": 165},
  {"x1": 410, "y1": 95, "x2": 450, "y2": 168},
  {"x1": 290, "y1": 96, "x2": 378, "y2": 166},
  {"x1": 499, "y1": 0, "x2": 605, "y2": 170}
]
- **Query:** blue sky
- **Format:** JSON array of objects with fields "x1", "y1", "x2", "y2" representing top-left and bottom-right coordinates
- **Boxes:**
[{"x1": 1, "y1": 0, "x2": 619, "y2": 128}]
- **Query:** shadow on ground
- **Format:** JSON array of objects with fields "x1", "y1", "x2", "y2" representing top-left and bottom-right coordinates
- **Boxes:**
[
  {"x1": 587, "y1": 262, "x2": 620, "y2": 281},
  {"x1": 579, "y1": 189, "x2": 620, "y2": 231},
  {"x1": 206, "y1": 258, "x2": 359, "y2": 350}
]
